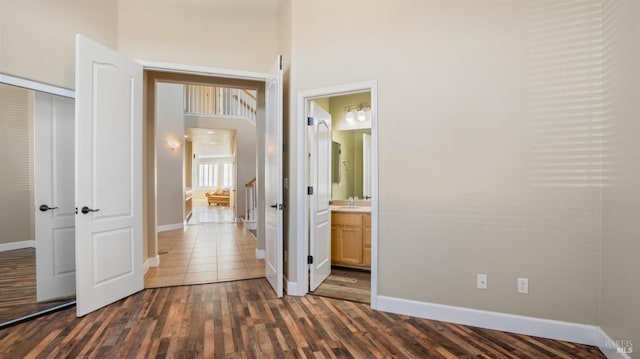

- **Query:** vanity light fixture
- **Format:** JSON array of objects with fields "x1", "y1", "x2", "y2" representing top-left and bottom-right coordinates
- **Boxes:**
[{"x1": 345, "y1": 103, "x2": 370, "y2": 123}]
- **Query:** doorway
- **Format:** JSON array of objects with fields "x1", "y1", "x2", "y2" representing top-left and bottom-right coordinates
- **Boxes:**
[
  {"x1": 298, "y1": 82, "x2": 378, "y2": 307},
  {"x1": 145, "y1": 78, "x2": 265, "y2": 288}
]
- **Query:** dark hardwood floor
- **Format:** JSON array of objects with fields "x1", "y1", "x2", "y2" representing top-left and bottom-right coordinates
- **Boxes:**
[
  {"x1": 312, "y1": 266, "x2": 371, "y2": 304},
  {"x1": 0, "y1": 248, "x2": 74, "y2": 325},
  {"x1": 0, "y1": 278, "x2": 605, "y2": 358}
]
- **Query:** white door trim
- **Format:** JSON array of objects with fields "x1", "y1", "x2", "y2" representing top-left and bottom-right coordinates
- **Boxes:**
[
  {"x1": 136, "y1": 59, "x2": 274, "y2": 285},
  {"x1": 296, "y1": 81, "x2": 379, "y2": 309},
  {"x1": 0, "y1": 73, "x2": 75, "y2": 98},
  {"x1": 137, "y1": 59, "x2": 269, "y2": 82}
]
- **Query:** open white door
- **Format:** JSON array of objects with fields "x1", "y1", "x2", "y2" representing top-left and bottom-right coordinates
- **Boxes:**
[
  {"x1": 75, "y1": 35, "x2": 143, "y2": 316},
  {"x1": 264, "y1": 55, "x2": 284, "y2": 297},
  {"x1": 309, "y1": 101, "x2": 332, "y2": 291},
  {"x1": 34, "y1": 92, "x2": 76, "y2": 301}
]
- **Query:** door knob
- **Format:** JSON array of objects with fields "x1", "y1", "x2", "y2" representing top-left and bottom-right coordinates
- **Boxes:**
[
  {"x1": 81, "y1": 206, "x2": 100, "y2": 214},
  {"x1": 270, "y1": 204, "x2": 278, "y2": 208},
  {"x1": 39, "y1": 204, "x2": 58, "y2": 212}
]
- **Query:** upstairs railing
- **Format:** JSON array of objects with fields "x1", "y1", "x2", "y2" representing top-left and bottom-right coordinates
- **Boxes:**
[
  {"x1": 245, "y1": 177, "x2": 257, "y2": 223},
  {"x1": 184, "y1": 85, "x2": 257, "y2": 122}
]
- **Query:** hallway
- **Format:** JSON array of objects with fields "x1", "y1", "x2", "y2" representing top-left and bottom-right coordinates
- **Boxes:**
[
  {"x1": 144, "y1": 221, "x2": 264, "y2": 288},
  {"x1": 187, "y1": 202, "x2": 235, "y2": 225}
]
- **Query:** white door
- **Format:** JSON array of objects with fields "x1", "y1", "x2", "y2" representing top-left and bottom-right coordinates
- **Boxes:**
[
  {"x1": 34, "y1": 92, "x2": 76, "y2": 301},
  {"x1": 309, "y1": 101, "x2": 332, "y2": 291},
  {"x1": 75, "y1": 35, "x2": 143, "y2": 316},
  {"x1": 363, "y1": 133, "x2": 372, "y2": 199},
  {"x1": 264, "y1": 55, "x2": 284, "y2": 297}
]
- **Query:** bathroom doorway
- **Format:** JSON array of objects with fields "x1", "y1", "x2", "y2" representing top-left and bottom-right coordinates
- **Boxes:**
[{"x1": 300, "y1": 82, "x2": 378, "y2": 306}]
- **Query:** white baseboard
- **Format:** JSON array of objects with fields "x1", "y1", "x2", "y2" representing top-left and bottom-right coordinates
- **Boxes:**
[
  {"x1": 255, "y1": 249, "x2": 265, "y2": 259},
  {"x1": 377, "y1": 295, "x2": 601, "y2": 347},
  {"x1": 285, "y1": 276, "x2": 302, "y2": 296},
  {"x1": 0, "y1": 240, "x2": 35, "y2": 252},
  {"x1": 157, "y1": 223, "x2": 183, "y2": 232},
  {"x1": 143, "y1": 255, "x2": 160, "y2": 274},
  {"x1": 596, "y1": 327, "x2": 633, "y2": 359}
]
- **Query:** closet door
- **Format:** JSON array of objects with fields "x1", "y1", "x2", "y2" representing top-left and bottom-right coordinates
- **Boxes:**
[
  {"x1": 34, "y1": 92, "x2": 76, "y2": 301},
  {"x1": 74, "y1": 34, "x2": 143, "y2": 317}
]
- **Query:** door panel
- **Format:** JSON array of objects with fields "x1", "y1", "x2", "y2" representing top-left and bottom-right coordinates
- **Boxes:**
[
  {"x1": 34, "y1": 92, "x2": 76, "y2": 301},
  {"x1": 309, "y1": 101, "x2": 332, "y2": 291},
  {"x1": 75, "y1": 35, "x2": 143, "y2": 317},
  {"x1": 264, "y1": 55, "x2": 284, "y2": 297}
]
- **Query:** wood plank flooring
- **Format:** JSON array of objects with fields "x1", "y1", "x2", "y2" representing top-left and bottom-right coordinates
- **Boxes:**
[
  {"x1": 312, "y1": 267, "x2": 371, "y2": 304},
  {"x1": 0, "y1": 248, "x2": 74, "y2": 325},
  {"x1": 0, "y1": 278, "x2": 605, "y2": 358},
  {"x1": 145, "y1": 222, "x2": 265, "y2": 288}
]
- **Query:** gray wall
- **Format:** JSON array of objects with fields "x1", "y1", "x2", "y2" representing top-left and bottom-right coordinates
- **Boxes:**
[
  {"x1": 286, "y1": 0, "x2": 603, "y2": 325},
  {"x1": 156, "y1": 83, "x2": 185, "y2": 227},
  {"x1": 601, "y1": 0, "x2": 640, "y2": 350}
]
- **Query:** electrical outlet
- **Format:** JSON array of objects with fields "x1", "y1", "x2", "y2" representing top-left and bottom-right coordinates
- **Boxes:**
[
  {"x1": 517, "y1": 277, "x2": 528, "y2": 294},
  {"x1": 477, "y1": 274, "x2": 488, "y2": 289}
]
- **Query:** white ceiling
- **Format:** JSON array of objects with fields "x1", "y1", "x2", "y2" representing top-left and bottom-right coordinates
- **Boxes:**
[{"x1": 185, "y1": 128, "x2": 235, "y2": 158}]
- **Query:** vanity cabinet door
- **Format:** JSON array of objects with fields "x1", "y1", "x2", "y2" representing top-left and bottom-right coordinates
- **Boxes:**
[
  {"x1": 337, "y1": 227, "x2": 364, "y2": 265},
  {"x1": 363, "y1": 214, "x2": 371, "y2": 267},
  {"x1": 331, "y1": 212, "x2": 366, "y2": 267}
]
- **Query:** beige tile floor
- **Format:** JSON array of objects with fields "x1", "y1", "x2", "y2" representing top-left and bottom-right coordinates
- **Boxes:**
[{"x1": 145, "y1": 215, "x2": 264, "y2": 288}]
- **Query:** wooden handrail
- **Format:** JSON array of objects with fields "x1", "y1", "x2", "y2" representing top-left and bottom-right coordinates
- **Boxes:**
[
  {"x1": 245, "y1": 177, "x2": 256, "y2": 187},
  {"x1": 242, "y1": 89, "x2": 257, "y2": 101}
]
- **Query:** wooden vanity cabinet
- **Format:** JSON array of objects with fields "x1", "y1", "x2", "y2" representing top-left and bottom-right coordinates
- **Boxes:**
[{"x1": 331, "y1": 212, "x2": 371, "y2": 269}]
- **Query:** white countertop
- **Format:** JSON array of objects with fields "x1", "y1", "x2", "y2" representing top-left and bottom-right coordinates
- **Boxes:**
[{"x1": 330, "y1": 205, "x2": 371, "y2": 213}]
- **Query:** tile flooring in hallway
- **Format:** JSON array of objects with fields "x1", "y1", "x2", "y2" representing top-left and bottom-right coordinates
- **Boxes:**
[
  {"x1": 144, "y1": 222, "x2": 264, "y2": 288},
  {"x1": 187, "y1": 202, "x2": 234, "y2": 225}
]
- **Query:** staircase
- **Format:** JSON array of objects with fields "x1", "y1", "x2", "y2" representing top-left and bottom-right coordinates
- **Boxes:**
[{"x1": 183, "y1": 85, "x2": 257, "y2": 122}]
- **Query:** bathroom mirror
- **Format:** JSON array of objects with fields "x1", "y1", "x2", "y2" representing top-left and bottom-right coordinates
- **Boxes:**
[
  {"x1": 331, "y1": 141, "x2": 341, "y2": 183},
  {"x1": 0, "y1": 77, "x2": 76, "y2": 328},
  {"x1": 331, "y1": 128, "x2": 371, "y2": 200}
]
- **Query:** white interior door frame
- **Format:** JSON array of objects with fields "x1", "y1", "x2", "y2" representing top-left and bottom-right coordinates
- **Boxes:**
[
  {"x1": 136, "y1": 59, "x2": 276, "y2": 280},
  {"x1": 296, "y1": 81, "x2": 379, "y2": 308}
]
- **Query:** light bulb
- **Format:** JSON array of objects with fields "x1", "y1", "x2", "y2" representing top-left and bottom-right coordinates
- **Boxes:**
[
  {"x1": 357, "y1": 109, "x2": 366, "y2": 122},
  {"x1": 345, "y1": 111, "x2": 355, "y2": 122}
]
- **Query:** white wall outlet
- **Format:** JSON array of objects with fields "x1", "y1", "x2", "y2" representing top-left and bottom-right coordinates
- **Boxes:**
[
  {"x1": 477, "y1": 274, "x2": 488, "y2": 289},
  {"x1": 517, "y1": 277, "x2": 529, "y2": 294}
]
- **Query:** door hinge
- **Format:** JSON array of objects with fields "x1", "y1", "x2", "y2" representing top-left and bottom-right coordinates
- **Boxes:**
[
  {"x1": 307, "y1": 186, "x2": 313, "y2": 195},
  {"x1": 307, "y1": 116, "x2": 314, "y2": 126},
  {"x1": 307, "y1": 255, "x2": 313, "y2": 264},
  {"x1": 279, "y1": 55, "x2": 283, "y2": 70}
]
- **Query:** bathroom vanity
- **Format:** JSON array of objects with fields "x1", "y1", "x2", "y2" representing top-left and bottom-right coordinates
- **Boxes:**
[{"x1": 331, "y1": 206, "x2": 371, "y2": 269}]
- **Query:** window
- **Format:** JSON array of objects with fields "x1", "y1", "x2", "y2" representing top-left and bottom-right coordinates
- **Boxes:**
[{"x1": 198, "y1": 161, "x2": 233, "y2": 188}]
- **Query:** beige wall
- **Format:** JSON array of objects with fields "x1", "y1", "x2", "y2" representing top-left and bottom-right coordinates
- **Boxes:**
[
  {"x1": 0, "y1": 0, "x2": 118, "y2": 89},
  {"x1": 287, "y1": 0, "x2": 603, "y2": 325},
  {"x1": 156, "y1": 82, "x2": 185, "y2": 227},
  {"x1": 117, "y1": 0, "x2": 280, "y2": 73},
  {"x1": 0, "y1": 84, "x2": 34, "y2": 246},
  {"x1": 601, "y1": 0, "x2": 640, "y2": 349}
]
